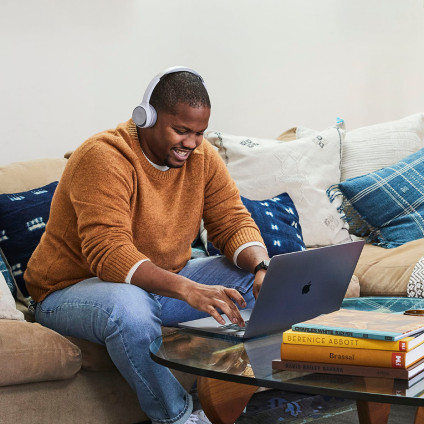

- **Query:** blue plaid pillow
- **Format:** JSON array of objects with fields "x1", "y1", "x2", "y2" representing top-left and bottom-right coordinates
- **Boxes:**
[
  {"x1": 0, "y1": 248, "x2": 17, "y2": 298},
  {"x1": 329, "y1": 148, "x2": 424, "y2": 248},
  {"x1": 208, "y1": 193, "x2": 306, "y2": 257},
  {"x1": 0, "y1": 182, "x2": 58, "y2": 297}
]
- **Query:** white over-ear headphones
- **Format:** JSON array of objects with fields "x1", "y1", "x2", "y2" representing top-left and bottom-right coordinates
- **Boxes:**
[{"x1": 132, "y1": 66, "x2": 206, "y2": 128}]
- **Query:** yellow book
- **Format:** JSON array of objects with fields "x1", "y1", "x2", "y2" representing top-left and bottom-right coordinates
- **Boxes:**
[
  {"x1": 280, "y1": 342, "x2": 424, "y2": 368},
  {"x1": 283, "y1": 329, "x2": 424, "y2": 352}
]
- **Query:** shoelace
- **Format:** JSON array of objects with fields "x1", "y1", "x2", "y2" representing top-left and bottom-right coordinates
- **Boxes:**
[
  {"x1": 185, "y1": 410, "x2": 210, "y2": 424},
  {"x1": 185, "y1": 415, "x2": 199, "y2": 424}
]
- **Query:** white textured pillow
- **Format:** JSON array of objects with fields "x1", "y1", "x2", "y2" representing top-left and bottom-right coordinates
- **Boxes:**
[
  {"x1": 205, "y1": 127, "x2": 351, "y2": 247},
  {"x1": 0, "y1": 273, "x2": 24, "y2": 321},
  {"x1": 341, "y1": 113, "x2": 424, "y2": 181}
]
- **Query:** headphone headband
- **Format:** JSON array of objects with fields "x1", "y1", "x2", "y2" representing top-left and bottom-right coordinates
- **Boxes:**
[{"x1": 132, "y1": 66, "x2": 206, "y2": 128}]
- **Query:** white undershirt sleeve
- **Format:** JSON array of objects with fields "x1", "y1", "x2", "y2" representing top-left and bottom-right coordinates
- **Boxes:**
[
  {"x1": 233, "y1": 242, "x2": 267, "y2": 268},
  {"x1": 125, "y1": 259, "x2": 150, "y2": 284}
]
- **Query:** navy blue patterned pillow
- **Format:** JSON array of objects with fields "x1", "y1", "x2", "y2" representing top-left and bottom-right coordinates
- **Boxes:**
[
  {"x1": 208, "y1": 193, "x2": 306, "y2": 257},
  {"x1": 0, "y1": 248, "x2": 17, "y2": 298},
  {"x1": 0, "y1": 182, "x2": 58, "y2": 297}
]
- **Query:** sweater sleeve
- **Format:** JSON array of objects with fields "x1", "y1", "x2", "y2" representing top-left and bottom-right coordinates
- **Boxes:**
[
  {"x1": 202, "y1": 143, "x2": 265, "y2": 260},
  {"x1": 69, "y1": 143, "x2": 148, "y2": 282}
]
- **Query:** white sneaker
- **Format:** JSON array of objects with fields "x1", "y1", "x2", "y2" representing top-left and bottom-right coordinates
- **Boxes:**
[{"x1": 184, "y1": 409, "x2": 212, "y2": 424}]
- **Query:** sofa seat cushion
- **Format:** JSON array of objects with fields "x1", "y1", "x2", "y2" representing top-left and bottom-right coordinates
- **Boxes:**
[
  {"x1": 0, "y1": 320, "x2": 82, "y2": 386},
  {"x1": 355, "y1": 238, "x2": 424, "y2": 297}
]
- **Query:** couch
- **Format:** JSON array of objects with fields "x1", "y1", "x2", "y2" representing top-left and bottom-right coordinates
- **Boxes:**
[
  {"x1": 1, "y1": 113, "x2": 423, "y2": 424},
  {"x1": 0, "y1": 157, "x2": 196, "y2": 424}
]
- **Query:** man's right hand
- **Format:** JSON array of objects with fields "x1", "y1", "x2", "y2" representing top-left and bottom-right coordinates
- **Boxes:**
[
  {"x1": 131, "y1": 261, "x2": 246, "y2": 327},
  {"x1": 183, "y1": 282, "x2": 247, "y2": 327}
]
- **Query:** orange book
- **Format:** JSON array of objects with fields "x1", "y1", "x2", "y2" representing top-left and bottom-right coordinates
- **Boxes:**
[{"x1": 280, "y1": 342, "x2": 424, "y2": 369}]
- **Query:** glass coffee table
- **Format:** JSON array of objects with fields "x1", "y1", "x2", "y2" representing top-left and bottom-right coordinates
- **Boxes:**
[{"x1": 150, "y1": 298, "x2": 424, "y2": 424}]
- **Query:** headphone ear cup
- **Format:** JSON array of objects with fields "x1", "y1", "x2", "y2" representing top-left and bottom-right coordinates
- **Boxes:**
[
  {"x1": 132, "y1": 105, "x2": 148, "y2": 128},
  {"x1": 147, "y1": 104, "x2": 157, "y2": 127},
  {"x1": 132, "y1": 103, "x2": 157, "y2": 128}
]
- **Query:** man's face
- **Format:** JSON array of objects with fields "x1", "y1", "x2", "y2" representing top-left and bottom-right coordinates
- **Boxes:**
[{"x1": 139, "y1": 102, "x2": 210, "y2": 168}]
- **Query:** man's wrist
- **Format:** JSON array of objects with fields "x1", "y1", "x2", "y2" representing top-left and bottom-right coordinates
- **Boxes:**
[{"x1": 254, "y1": 259, "x2": 270, "y2": 275}]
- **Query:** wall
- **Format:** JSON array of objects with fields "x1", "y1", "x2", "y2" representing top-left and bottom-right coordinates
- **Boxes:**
[{"x1": 1, "y1": 0, "x2": 423, "y2": 164}]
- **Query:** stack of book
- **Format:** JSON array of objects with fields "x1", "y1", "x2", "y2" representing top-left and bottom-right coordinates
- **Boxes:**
[{"x1": 273, "y1": 309, "x2": 424, "y2": 383}]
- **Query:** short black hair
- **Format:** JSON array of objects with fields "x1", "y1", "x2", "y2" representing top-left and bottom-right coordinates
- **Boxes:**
[{"x1": 150, "y1": 71, "x2": 211, "y2": 115}]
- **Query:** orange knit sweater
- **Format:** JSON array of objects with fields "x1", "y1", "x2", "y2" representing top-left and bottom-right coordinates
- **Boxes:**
[{"x1": 25, "y1": 120, "x2": 263, "y2": 302}]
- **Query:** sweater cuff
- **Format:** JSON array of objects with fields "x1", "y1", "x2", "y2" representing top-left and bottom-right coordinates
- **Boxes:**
[
  {"x1": 101, "y1": 244, "x2": 149, "y2": 282},
  {"x1": 223, "y1": 227, "x2": 265, "y2": 262}
]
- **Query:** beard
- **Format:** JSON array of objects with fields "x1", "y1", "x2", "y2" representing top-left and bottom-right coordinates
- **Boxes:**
[{"x1": 164, "y1": 155, "x2": 185, "y2": 169}]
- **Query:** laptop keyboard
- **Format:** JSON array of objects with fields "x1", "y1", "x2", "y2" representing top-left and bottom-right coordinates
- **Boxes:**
[{"x1": 219, "y1": 320, "x2": 249, "y2": 331}]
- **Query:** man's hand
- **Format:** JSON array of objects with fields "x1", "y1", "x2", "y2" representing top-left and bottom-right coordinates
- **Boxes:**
[
  {"x1": 183, "y1": 282, "x2": 247, "y2": 326},
  {"x1": 252, "y1": 269, "x2": 267, "y2": 300},
  {"x1": 132, "y1": 261, "x2": 248, "y2": 326},
  {"x1": 236, "y1": 244, "x2": 270, "y2": 300}
]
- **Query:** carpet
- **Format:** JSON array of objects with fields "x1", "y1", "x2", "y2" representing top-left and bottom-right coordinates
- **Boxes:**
[
  {"x1": 233, "y1": 389, "x2": 418, "y2": 423},
  {"x1": 236, "y1": 390, "x2": 356, "y2": 423},
  {"x1": 137, "y1": 389, "x2": 418, "y2": 423}
]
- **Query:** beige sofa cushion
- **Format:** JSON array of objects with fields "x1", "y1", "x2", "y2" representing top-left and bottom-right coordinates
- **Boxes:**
[
  {"x1": 276, "y1": 127, "x2": 297, "y2": 141},
  {"x1": 0, "y1": 320, "x2": 82, "y2": 386},
  {"x1": 355, "y1": 238, "x2": 424, "y2": 297},
  {"x1": 0, "y1": 158, "x2": 67, "y2": 193}
]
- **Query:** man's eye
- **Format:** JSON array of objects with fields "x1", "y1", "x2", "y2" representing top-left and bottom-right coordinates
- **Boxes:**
[{"x1": 175, "y1": 129, "x2": 187, "y2": 135}]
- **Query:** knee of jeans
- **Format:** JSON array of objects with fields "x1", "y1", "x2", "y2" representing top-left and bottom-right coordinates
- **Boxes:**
[{"x1": 105, "y1": 286, "x2": 162, "y2": 341}]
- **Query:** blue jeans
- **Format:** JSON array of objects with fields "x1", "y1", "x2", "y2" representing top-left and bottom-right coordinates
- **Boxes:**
[{"x1": 35, "y1": 256, "x2": 255, "y2": 424}]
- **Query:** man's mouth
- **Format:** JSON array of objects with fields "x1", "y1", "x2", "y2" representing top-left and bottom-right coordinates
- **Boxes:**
[{"x1": 173, "y1": 148, "x2": 192, "y2": 160}]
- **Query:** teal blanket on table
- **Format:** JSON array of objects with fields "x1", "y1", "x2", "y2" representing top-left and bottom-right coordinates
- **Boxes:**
[{"x1": 342, "y1": 297, "x2": 424, "y2": 313}]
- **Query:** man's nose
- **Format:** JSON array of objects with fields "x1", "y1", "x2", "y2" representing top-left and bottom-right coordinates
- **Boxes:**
[{"x1": 182, "y1": 133, "x2": 200, "y2": 149}]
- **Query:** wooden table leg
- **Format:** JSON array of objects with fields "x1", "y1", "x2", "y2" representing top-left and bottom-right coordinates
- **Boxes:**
[
  {"x1": 415, "y1": 406, "x2": 424, "y2": 424},
  {"x1": 356, "y1": 401, "x2": 391, "y2": 424},
  {"x1": 197, "y1": 376, "x2": 257, "y2": 424},
  {"x1": 356, "y1": 377, "x2": 392, "y2": 424}
]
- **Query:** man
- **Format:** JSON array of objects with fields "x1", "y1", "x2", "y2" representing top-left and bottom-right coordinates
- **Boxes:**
[{"x1": 25, "y1": 67, "x2": 270, "y2": 424}]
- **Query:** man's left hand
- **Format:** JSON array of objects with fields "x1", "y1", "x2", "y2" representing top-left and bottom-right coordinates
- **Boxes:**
[{"x1": 252, "y1": 269, "x2": 267, "y2": 300}]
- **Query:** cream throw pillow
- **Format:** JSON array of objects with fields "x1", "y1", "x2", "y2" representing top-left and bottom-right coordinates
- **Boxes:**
[
  {"x1": 0, "y1": 273, "x2": 24, "y2": 321},
  {"x1": 205, "y1": 127, "x2": 351, "y2": 247},
  {"x1": 296, "y1": 114, "x2": 424, "y2": 182},
  {"x1": 341, "y1": 113, "x2": 424, "y2": 181}
]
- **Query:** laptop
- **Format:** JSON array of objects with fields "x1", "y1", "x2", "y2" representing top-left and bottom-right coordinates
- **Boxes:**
[{"x1": 178, "y1": 240, "x2": 365, "y2": 340}]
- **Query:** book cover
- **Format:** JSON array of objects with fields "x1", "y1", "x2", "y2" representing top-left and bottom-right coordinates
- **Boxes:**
[
  {"x1": 280, "y1": 342, "x2": 424, "y2": 368},
  {"x1": 273, "y1": 367, "x2": 424, "y2": 396},
  {"x1": 392, "y1": 371, "x2": 424, "y2": 396},
  {"x1": 272, "y1": 357, "x2": 424, "y2": 381},
  {"x1": 292, "y1": 309, "x2": 424, "y2": 341},
  {"x1": 283, "y1": 329, "x2": 424, "y2": 352}
]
